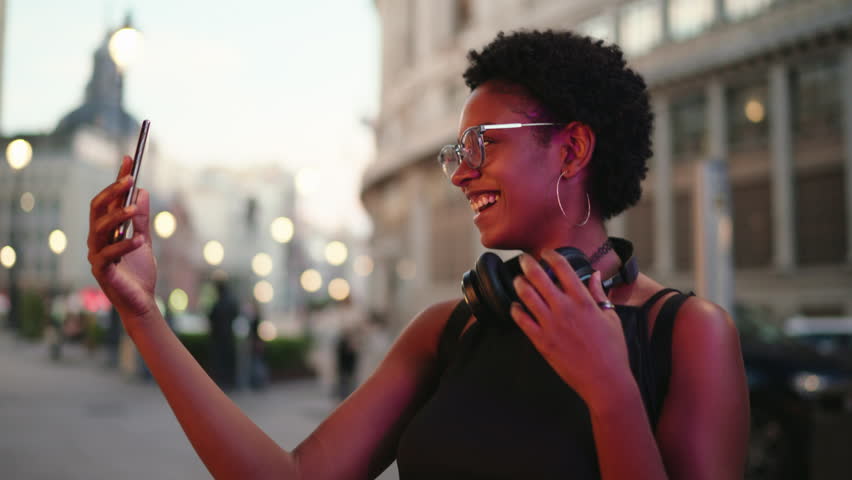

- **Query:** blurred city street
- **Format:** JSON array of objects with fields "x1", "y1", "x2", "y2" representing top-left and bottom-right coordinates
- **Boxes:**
[{"x1": 0, "y1": 332, "x2": 398, "y2": 480}]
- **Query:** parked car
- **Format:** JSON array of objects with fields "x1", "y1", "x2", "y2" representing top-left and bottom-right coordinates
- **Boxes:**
[
  {"x1": 736, "y1": 307, "x2": 852, "y2": 480},
  {"x1": 785, "y1": 316, "x2": 852, "y2": 363}
]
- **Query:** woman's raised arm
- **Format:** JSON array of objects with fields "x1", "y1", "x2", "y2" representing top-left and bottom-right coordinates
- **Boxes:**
[{"x1": 88, "y1": 157, "x2": 456, "y2": 479}]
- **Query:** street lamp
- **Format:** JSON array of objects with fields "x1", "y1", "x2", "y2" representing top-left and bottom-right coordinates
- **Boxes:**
[
  {"x1": 5, "y1": 138, "x2": 33, "y2": 331},
  {"x1": 107, "y1": 24, "x2": 142, "y2": 164},
  {"x1": 48, "y1": 229, "x2": 67, "y2": 304},
  {"x1": 108, "y1": 27, "x2": 143, "y2": 72}
]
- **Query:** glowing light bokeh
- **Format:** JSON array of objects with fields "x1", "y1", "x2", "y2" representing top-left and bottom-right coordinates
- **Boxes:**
[
  {"x1": 6, "y1": 139, "x2": 33, "y2": 170},
  {"x1": 252, "y1": 252, "x2": 273, "y2": 277},
  {"x1": 203, "y1": 240, "x2": 225, "y2": 266},
  {"x1": 328, "y1": 278, "x2": 351, "y2": 301},
  {"x1": 169, "y1": 288, "x2": 189, "y2": 312},
  {"x1": 258, "y1": 320, "x2": 278, "y2": 341},
  {"x1": 0, "y1": 246, "x2": 16, "y2": 268},
  {"x1": 154, "y1": 211, "x2": 177, "y2": 238},
  {"x1": 745, "y1": 99, "x2": 765, "y2": 123},
  {"x1": 324, "y1": 241, "x2": 348, "y2": 266},
  {"x1": 108, "y1": 27, "x2": 143, "y2": 70},
  {"x1": 300, "y1": 269, "x2": 323, "y2": 292},
  {"x1": 254, "y1": 280, "x2": 274, "y2": 303},
  {"x1": 270, "y1": 217, "x2": 294, "y2": 243},
  {"x1": 48, "y1": 229, "x2": 67, "y2": 255}
]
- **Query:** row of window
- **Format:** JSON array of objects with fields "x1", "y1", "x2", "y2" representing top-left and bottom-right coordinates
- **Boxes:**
[
  {"x1": 626, "y1": 166, "x2": 847, "y2": 270},
  {"x1": 670, "y1": 54, "x2": 844, "y2": 161},
  {"x1": 581, "y1": 0, "x2": 782, "y2": 57}
]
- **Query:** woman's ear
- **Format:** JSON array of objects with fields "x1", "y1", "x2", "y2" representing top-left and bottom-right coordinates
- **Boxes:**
[{"x1": 560, "y1": 122, "x2": 596, "y2": 178}]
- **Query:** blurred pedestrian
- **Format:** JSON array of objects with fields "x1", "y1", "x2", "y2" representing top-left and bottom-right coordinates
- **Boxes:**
[
  {"x1": 207, "y1": 277, "x2": 238, "y2": 391},
  {"x1": 356, "y1": 311, "x2": 392, "y2": 385},
  {"x1": 334, "y1": 326, "x2": 358, "y2": 401},
  {"x1": 245, "y1": 298, "x2": 269, "y2": 390}
]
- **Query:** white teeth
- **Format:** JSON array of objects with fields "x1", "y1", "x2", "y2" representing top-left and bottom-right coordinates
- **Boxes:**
[{"x1": 469, "y1": 193, "x2": 500, "y2": 212}]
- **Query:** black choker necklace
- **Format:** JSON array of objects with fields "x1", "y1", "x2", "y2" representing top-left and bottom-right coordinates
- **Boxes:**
[{"x1": 588, "y1": 239, "x2": 613, "y2": 265}]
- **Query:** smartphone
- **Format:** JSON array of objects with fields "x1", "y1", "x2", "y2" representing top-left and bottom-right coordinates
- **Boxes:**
[{"x1": 111, "y1": 119, "x2": 150, "y2": 244}]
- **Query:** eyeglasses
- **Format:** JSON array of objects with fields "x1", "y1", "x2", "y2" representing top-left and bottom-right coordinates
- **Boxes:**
[{"x1": 437, "y1": 123, "x2": 563, "y2": 179}]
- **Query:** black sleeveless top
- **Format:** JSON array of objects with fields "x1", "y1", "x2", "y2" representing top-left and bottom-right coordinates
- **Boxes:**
[{"x1": 396, "y1": 289, "x2": 692, "y2": 479}]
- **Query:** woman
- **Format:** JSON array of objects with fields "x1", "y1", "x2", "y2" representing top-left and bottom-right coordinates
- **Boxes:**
[{"x1": 88, "y1": 30, "x2": 749, "y2": 479}]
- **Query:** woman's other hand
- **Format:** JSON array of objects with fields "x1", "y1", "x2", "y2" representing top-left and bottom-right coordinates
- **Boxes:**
[
  {"x1": 510, "y1": 249, "x2": 632, "y2": 403},
  {"x1": 87, "y1": 156, "x2": 158, "y2": 319}
]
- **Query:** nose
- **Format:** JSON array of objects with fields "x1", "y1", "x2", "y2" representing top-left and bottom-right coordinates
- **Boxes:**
[{"x1": 451, "y1": 160, "x2": 480, "y2": 187}]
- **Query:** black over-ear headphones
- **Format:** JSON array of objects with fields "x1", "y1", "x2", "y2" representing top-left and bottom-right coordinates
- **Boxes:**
[{"x1": 461, "y1": 237, "x2": 639, "y2": 326}]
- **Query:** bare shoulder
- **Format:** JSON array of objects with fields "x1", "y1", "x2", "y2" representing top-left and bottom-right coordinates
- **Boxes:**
[
  {"x1": 673, "y1": 296, "x2": 741, "y2": 350},
  {"x1": 656, "y1": 295, "x2": 750, "y2": 478}
]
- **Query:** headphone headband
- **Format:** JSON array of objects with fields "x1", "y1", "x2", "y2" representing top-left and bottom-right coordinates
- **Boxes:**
[
  {"x1": 462, "y1": 237, "x2": 639, "y2": 326},
  {"x1": 601, "y1": 237, "x2": 639, "y2": 291}
]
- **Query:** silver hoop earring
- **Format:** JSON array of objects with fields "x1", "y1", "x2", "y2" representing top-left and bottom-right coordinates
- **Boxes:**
[
  {"x1": 556, "y1": 175, "x2": 591, "y2": 227},
  {"x1": 576, "y1": 193, "x2": 591, "y2": 227},
  {"x1": 556, "y1": 174, "x2": 569, "y2": 218}
]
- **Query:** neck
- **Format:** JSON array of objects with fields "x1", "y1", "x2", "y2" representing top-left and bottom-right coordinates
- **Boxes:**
[
  {"x1": 530, "y1": 221, "x2": 626, "y2": 279},
  {"x1": 529, "y1": 220, "x2": 611, "y2": 261}
]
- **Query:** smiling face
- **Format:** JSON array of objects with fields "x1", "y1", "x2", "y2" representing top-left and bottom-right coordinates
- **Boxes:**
[{"x1": 451, "y1": 81, "x2": 575, "y2": 251}]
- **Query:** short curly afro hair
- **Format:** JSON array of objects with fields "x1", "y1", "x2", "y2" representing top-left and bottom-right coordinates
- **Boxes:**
[{"x1": 463, "y1": 29, "x2": 653, "y2": 220}]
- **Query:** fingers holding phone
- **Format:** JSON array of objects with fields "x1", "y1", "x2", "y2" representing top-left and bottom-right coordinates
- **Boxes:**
[
  {"x1": 112, "y1": 119, "x2": 150, "y2": 244},
  {"x1": 87, "y1": 121, "x2": 158, "y2": 317}
]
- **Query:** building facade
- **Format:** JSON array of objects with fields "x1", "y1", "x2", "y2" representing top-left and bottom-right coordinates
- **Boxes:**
[
  {"x1": 362, "y1": 0, "x2": 852, "y2": 330},
  {"x1": 1, "y1": 22, "x2": 152, "y2": 301}
]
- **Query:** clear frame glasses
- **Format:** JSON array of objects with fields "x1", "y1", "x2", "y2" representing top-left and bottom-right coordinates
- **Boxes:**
[{"x1": 437, "y1": 122, "x2": 563, "y2": 179}]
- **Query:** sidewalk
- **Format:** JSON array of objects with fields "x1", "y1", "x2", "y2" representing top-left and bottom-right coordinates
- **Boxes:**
[{"x1": 0, "y1": 333, "x2": 399, "y2": 479}]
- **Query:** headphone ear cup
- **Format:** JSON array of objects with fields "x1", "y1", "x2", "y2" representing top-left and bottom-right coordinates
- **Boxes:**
[
  {"x1": 462, "y1": 264, "x2": 494, "y2": 323},
  {"x1": 475, "y1": 252, "x2": 515, "y2": 325}
]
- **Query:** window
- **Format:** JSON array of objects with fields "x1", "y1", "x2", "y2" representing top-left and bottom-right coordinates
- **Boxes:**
[
  {"x1": 732, "y1": 180, "x2": 772, "y2": 268},
  {"x1": 792, "y1": 56, "x2": 843, "y2": 138},
  {"x1": 675, "y1": 191, "x2": 694, "y2": 271},
  {"x1": 796, "y1": 168, "x2": 847, "y2": 266},
  {"x1": 724, "y1": 0, "x2": 774, "y2": 22},
  {"x1": 669, "y1": 0, "x2": 716, "y2": 41},
  {"x1": 727, "y1": 79, "x2": 769, "y2": 152},
  {"x1": 619, "y1": 0, "x2": 663, "y2": 56},
  {"x1": 670, "y1": 93, "x2": 707, "y2": 161}
]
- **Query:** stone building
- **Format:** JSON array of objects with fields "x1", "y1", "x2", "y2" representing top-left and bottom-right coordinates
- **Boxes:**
[
  {"x1": 1, "y1": 21, "x2": 152, "y2": 300},
  {"x1": 362, "y1": 0, "x2": 852, "y2": 330}
]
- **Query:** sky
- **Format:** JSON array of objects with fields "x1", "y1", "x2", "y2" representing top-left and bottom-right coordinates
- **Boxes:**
[{"x1": 3, "y1": 0, "x2": 381, "y2": 235}]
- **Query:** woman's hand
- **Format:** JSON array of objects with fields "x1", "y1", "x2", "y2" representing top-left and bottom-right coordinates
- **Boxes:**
[
  {"x1": 510, "y1": 249, "x2": 633, "y2": 403},
  {"x1": 87, "y1": 156, "x2": 158, "y2": 319}
]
